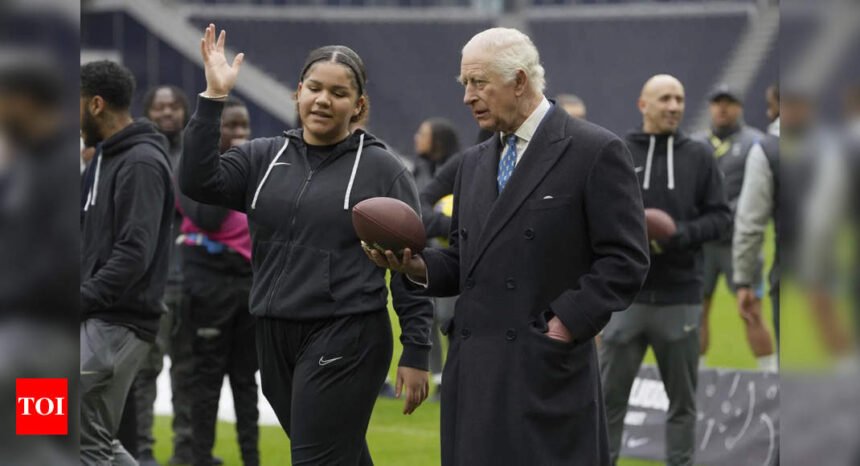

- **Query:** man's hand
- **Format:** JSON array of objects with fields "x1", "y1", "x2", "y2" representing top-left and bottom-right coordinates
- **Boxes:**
[
  {"x1": 200, "y1": 23, "x2": 245, "y2": 97},
  {"x1": 546, "y1": 316, "x2": 573, "y2": 343},
  {"x1": 396, "y1": 366, "x2": 429, "y2": 415},
  {"x1": 361, "y1": 243, "x2": 427, "y2": 281},
  {"x1": 737, "y1": 286, "x2": 757, "y2": 321}
]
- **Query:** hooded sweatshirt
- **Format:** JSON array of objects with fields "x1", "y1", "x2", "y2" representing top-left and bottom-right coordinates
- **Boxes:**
[
  {"x1": 624, "y1": 129, "x2": 732, "y2": 305},
  {"x1": 180, "y1": 96, "x2": 432, "y2": 369},
  {"x1": 80, "y1": 120, "x2": 175, "y2": 342}
]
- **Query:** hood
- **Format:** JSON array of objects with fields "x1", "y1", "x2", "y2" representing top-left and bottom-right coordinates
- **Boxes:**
[
  {"x1": 101, "y1": 119, "x2": 169, "y2": 159},
  {"x1": 625, "y1": 128, "x2": 693, "y2": 192},
  {"x1": 84, "y1": 119, "x2": 168, "y2": 213},
  {"x1": 625, "y1": 128, "x2": 692, "y2": 145},
  {"x1": 282, "y1": 128, "x2": 387, "y2": 157}
]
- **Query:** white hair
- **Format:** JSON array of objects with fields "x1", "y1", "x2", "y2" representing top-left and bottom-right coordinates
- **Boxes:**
[{"x1": 462, "y1": 28, "x2": 546, "y2": 95}]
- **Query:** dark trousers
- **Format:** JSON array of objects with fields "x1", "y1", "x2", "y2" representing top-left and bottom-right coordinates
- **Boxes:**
[
  {"x1": 81, "y1": 319, "x2": 151, "y2": 465},
  {"x1": 600, "y1": 303, "x2": 701, "y2": 466},
  {"x1": 183, "y1": 248, "x2": 259, "y2": 466},
  {"x1": 429, "y1": 296, "x2": 457, "y2": 376},
  {"x1": 257, "y1": 311, "x2": 393, "y2": 466},
  {"x1": 132, "y1": 283, "x2": 195, "y2": 460}
]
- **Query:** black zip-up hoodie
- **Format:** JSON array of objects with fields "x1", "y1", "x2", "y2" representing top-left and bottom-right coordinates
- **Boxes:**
[
  {"x1": 181, "y1": 96, "x2": 432, "y2": 369},
  {"x1": 80, "y1": 120, "x2": 175, "y2": 342},
  {"x1": 624, "y1": 129, "x2": 731, "y2": 304}
]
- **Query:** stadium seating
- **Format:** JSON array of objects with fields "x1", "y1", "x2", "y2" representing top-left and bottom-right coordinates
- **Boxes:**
[
  {"x1": 83, "y1": 6, "x2": 778, "y2": 155},
  {"x1": 528, "y1": 12, "x2": 749, "y2": 136},
  {"x1": 82, "y1": 11, "x2": 290, "y2": 138}
]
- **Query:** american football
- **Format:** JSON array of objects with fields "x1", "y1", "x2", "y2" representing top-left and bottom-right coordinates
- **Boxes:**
[
  {"x1": 644, "y1": 208, "x2": 677, "y2": 240},
  {"x1": 352, "y1": 197, "x2": 426, "y2": 254}
]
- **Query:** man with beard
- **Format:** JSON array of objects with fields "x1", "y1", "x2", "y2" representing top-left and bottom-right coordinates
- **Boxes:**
[
  {"x1": 134, "y1": 84, "x2": 197, "y2": 466},
  {"x1": 80, "y1": 60, "x2": 174, "y2": 465}
]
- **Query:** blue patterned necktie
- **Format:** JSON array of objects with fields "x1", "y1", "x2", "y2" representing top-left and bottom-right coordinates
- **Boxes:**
[{"x1": 497, "y1": 134, "x2": 518, "y2": 192}]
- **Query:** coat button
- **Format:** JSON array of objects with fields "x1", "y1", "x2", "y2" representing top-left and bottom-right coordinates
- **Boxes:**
[
  {"x1": 505, "y1": 328, "x2": 517, "y2": 341},
  {"x1": 505, "y1": 278, "x2": 516, "y2": 289},
  {"x1": 524, "y1": 228, "x2": 535, "y2": 240},
  {"x1": 465, "y1": 278, "x2": 475, "y2": 289},
  {"x1": 461, "y1": 328, "x2": 471, "y2": 339},
  {"x1": 460, "y1": 228, "x2": 468, "y2": 240}
]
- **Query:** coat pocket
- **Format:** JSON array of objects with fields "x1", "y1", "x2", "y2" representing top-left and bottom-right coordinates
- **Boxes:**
[
  {"x1": 522, "y1": 313, "x2": 595, "y2": 408},
  {"x1": 527, "y1": 195, "x2": 573, "y2": 210}
]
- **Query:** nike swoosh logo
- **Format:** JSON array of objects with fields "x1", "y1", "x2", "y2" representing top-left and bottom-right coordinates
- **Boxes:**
[
  {"x1": 319, "y1": 356, "x2": 343, "y2": 366},
  {"x1": 683, "y1": 324, "x2": 697, "y2": 333},
  {"x1": 80, "y1": 370, "x2": 100, "y2": 375},
  {"x1": 627, "y1": 437, "x2": 650, "y2": 448},
  {"x1": 634, "y1": 166, "x2": 644, "y2": 173}
]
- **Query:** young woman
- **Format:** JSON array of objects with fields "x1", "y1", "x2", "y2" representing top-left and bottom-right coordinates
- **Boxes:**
[
  {"x1": 181, "y1": 24, "x2": 431, "y2": 465},
  {"x1": 411, "y1": 118, "x2": 461, "y2": 398}
]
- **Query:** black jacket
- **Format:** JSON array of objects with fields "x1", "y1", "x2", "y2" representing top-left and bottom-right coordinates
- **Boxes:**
[
  {"x1": 416, "y1": 105, "x2": 649, "y2": 465},
  {"x1": 181, "y1": 96, "x2": 432, "y2": 369},
  {"x1": 418, "y1": 152, "x2": 463, "y2": 239},
  {"x1": 80, "y1": 120, "x2": 175, "y2": 342},
  {"x1": 625, "y1": 129, "x2": 731, "y2": 304}
]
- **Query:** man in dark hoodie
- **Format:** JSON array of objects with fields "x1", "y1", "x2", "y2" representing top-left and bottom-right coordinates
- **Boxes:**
[
  {"x1": 600, "y1": 74, "x2": 731, "y2": 466},
  {"x1": 692, "y1": 84, "x2": 776, "y2": 371},
  {"x1": 80, "y1": 60, "x2": 175, "y2": 465}
]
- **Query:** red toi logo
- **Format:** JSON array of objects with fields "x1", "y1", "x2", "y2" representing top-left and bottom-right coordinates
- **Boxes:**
[{"x1": 16, "y1": 378, "x2": 68, "y2": 435}]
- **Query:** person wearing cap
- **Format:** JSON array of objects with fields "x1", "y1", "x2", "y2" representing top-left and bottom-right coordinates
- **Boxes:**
[{"x1": 693, "y1": 83, "x2": 776, "y2": 372}]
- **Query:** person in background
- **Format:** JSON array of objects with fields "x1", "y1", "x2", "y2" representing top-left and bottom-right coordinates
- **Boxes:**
[
  {"x1": 556, "y1": 93, "x2": 587, "y2": 120},
  {"x1": 137, "y1": 84, "x2": 198, "y2": 466},
  {"x1": 733, "y1": 84, "x2": 782, "y2": 353},
  {"x1": 602, "y1": 74, "x2": 731, "y2": 466},
  {"x1": 177, "y1": 96, "x2": 259, "y2": 466},
  {"x1": 766, "y1": 84, "x2": 779, "y2": 136},
  {"x1": 411, "y1": 117, "x2": 461, "y2": 400},
  {"x1": 80, "y1": 60, "x2": 175, "y2": 466},
  {"x1": 693, "y1": 84, "x2": 775, "y2": 372}
]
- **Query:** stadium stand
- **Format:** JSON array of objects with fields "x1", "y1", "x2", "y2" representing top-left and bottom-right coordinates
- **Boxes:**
[{"x1": 83, "y1": 0, "x2": 777, "y2": 159}]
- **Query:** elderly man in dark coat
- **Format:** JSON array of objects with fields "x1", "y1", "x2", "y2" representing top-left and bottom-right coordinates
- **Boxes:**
[{"x1": 366, "y1": 27, "x2": 650, "y2": 465}]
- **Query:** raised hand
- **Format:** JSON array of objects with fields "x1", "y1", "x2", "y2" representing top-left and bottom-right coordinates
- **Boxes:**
[{"x1": 199, "y1": 23, "x2": 245, "y2": 96}]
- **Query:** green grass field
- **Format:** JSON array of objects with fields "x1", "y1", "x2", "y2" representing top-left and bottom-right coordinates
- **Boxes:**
[
  {"x1": 153, "y1": 274, "x2": 770, "y2": 466},
  {"x1": 151, "y1": 227, "x2": 841, "y2": 465}
]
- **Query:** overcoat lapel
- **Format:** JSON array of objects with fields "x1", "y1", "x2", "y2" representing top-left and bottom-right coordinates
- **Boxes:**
[{"x1": 466, "y1": 106, "x2": 571, "y2": 276}]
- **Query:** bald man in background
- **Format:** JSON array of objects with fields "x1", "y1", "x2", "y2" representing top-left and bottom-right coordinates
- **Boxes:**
[
  {"x1": 599, "y1": 75, "x2": 730, "y2": 466},
  {"x1": 556, "y1": 93, "x2": 587, "y2": 120}
]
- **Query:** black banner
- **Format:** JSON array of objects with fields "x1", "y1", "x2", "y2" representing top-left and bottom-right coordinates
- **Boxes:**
[{"x1": 620, "y1": 365, "x2": 779, "y2": 466}]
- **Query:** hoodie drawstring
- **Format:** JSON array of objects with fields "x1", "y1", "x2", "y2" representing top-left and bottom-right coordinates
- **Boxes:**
[
  {"x1": 642, "y1": 135, "x2": 675, "y2": 191},
  {"x1": 251, "y1": 138, "x2": 290, "y2": 210},
  {"x1": 84, "y1": 153, "x2": 103, "y2": 211},
  {"x1": 667, "y1": 135, "x2": 675, "y2": 190},
  {"x1": 344, "y1": 133, "x2": 365, "y2": 210},
  {"x1": 643, "y1": 135, "x2": 655, "y2": 190}
]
